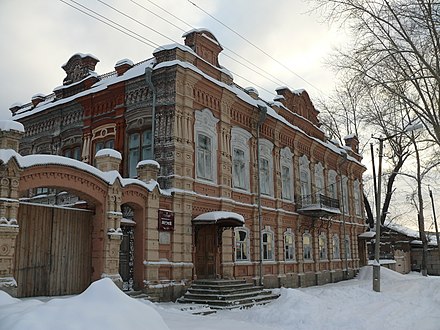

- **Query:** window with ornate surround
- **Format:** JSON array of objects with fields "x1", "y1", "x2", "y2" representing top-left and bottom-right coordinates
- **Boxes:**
[
  {"x1": 303, "y1": 232, "x2": 313, "y2": 261},
  {"x1": 262, "y1": 227, "x2": 275, "y2": 261},
  {"x1": 315, "y1": 162, "x2": 325, "y2": 197},
  {"x1": 319, "y1": 233, "x2": 328, "y2": 260},
  {"x1": 194, "y1": 109, "x2": 219, "y2": 183},
  {"x1": 280, "y1": 147, "x2": 294, "y2": 201},
  {"x1": 299, "y1": 155, "x2": 311, "y2": 201},
  {"x1": 284, "y1": 229, "x2": 295, "y2": 261},
  {"x1": 231, "y1": 127, "x2": 252, "y2": 191},
  {"x1": 327, "y1": 170, "x2": 338, "y2": 200},
  {"x1": 259, "y1": 139, "x2": 274, "y2": 196},
  {"x1": 235, "y1": 227, "x2": 250, "y2": 262},
  {"x1": 332, "y1": 234, "x2": 340, "y2": 260},
  {"x1": 128, "y1": 130, "x2": 152, "y2": 178}
]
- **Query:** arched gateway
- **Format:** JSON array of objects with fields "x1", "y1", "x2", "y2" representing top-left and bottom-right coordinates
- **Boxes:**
[{"x1": 0, "y1": 122, "x2": 160, "y2": 297}]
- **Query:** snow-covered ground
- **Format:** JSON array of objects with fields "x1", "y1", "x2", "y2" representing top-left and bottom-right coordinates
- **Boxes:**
[{"x1": 1, "y1": 266, "x2": 440, "y2": 330}]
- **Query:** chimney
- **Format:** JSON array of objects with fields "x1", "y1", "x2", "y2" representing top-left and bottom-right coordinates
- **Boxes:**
[
  {"x1": 95, "y1": 148, "x2": 122, "y2": 172},
  {"x1": 31, "y1": 94, "x2": 45, "y2": 107},
  {"x1": 114, "y1": 58, "x2": 134, "y2": 76}
]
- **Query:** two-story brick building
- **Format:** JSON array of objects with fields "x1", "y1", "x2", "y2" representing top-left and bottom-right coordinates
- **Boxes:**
[{"x1": 7, "y1": 28, "x2": 367, "y2": 298}]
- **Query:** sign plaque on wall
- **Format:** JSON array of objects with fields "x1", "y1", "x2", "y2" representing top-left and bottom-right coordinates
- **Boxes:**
[{"x1": 158, "y1": 209, "x2": 174, "y2": 231}]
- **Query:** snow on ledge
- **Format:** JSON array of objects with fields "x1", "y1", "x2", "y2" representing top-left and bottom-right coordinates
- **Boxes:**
[
  {"x1": 193, "y1": 211, "x2": 245, "y2": 223},
  {"x1": 0, "y1": 120, "x2": 24, "y2": 133},
  {"x1": 95, "y1": 148, "x2": 122, "y2": 160},
  {"x1": 137, "y1": 159, "x2": 160, "y2": 168},
  {"x1": 0, "y1": 149, "x2": 165, "y2": 194}
]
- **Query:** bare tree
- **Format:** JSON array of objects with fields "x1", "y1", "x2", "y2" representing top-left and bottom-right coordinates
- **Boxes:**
[{"x1": 311, "y1": 0, "x2": 440, "y2": 147}]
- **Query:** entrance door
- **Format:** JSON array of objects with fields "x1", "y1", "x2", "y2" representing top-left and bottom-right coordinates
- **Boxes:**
[
  {"x1": 195, "y1": 226, "x2": 217, "y2": 279},
  {"x1": 119, "y1": 225, "x2": 135, "y2": 291}
]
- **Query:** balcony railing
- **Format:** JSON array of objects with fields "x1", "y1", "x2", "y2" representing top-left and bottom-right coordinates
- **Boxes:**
[{"x1": 296, "y1": 193, "x2": 341, "y2": 217}]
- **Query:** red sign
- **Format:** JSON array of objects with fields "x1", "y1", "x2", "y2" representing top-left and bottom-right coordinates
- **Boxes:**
[{"x1": 158, "y1": 209, "x2": 174, "y2": 231}]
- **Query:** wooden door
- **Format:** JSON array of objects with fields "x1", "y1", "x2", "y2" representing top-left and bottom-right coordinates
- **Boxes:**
[
  {"x1": 15, "y1": 203, "x2": 92, "y2": 297},
  {"x1": 195, "y1": 226, "x2": 217, "y2": 279}
]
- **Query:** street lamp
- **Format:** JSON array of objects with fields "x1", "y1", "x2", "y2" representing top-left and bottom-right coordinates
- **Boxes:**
[
  {"x1": 371, "y1": 122, "x2": 423, "y2": 292},
  {"x1": 256, "y1": 104, "x2": 267, "y2": 287}
]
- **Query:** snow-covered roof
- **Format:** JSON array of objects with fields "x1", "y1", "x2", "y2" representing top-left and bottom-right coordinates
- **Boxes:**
[
  {"x1": 192, "y1": 211, "x2": 244, "y2": 227},
  {"x1": 62, "y1": 53, "x2": 99, "y2": 68},
  {"x1": 0, "y1": 120, "x2": 24, "y2": 133}
]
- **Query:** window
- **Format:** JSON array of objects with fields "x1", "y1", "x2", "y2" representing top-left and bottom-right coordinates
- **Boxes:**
[
  {"x1": 235, "y1": 228, "x2": 250, "y2": 261},
  {"x1": 299, "y1": 155, "x2": 311, "y2": 204},
  {"x1": 315, "y1": 162, "x2": 324, "y2": 197},
  {"x1": 258, "y1": 139, "x2": 274, "y2": 196},
  {"x1": 262, "y1": 230, "x2": 274, "y2": 261},
  {"x1": 195, "y1": 109, "x2": 219, "y2": 183},
  {"x1": 233, "y1": 148, "x2": 246, "y2": 189},
  {"x1": 231, "y1": 127, "x2": 252, "y2": 191},
  {"x1": 354, "y1": 180, "x2": 361, "y2": 216},
  {"x1": 319, "y1": 233, "x2": 327, "y2": 260},
  {"x1": 342, "y1": 176, "x2": 349, "y2": 214},
  {"x1": 284, "y1": 230, "x2": 295, "y2": 261},
  {"x1": 328, "y1": 170, "x2": 338, "y2": 200},
  {"x1": 127, "y1": 130, "x2": 152, "y2": 178},
  {"x1": 332, "y1": 235, "x2": 340, "y2": 259},
  {"x1": 94, "y1": 139, "x2": 114, "y2": 166},
  {"x1": 303, "y1": 233, "x2": 313, "y2": 261},
  {"x1": 197, "y1": 133, "x2": 212, "y2": 180},
  {"x1": 260, "y1": 158, "x2": 270, "y2": 195},
  {"x1": 63, "y1": 146, "x2": 81, "y2": 160},
  {"x1": 280, "y1": 147, "x2": 294, "y2": 201},
  {"x1": 344, "y1": 236, "x2": 351, "y2": 259}
]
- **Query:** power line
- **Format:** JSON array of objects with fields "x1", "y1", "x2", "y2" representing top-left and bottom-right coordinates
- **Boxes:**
[
  {"x1": 60, "y1": 0, "x2": 160, "y2": 49},
  {"x1": 187, "y1": 0, "x2": 325, "y2": 95}
]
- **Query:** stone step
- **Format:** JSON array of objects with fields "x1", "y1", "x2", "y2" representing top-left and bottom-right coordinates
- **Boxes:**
[
  {"x1": 178, "y1": 292, "x2": 280, "y2": 309},
  {"x1": 183, "y1": 289, "x2": 273, "y2": 301},
  {"x1": 125, "y1": 290, "x2": 160, "y2": 302}
]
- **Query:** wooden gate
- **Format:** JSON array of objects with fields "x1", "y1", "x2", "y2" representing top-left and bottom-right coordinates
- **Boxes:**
[{"x1": 15, "y1": 203, "x2": 93, "y2": 297}]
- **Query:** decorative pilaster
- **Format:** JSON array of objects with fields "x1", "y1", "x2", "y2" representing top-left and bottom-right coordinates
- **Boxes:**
[{"x1": 0, "y1": 120, "x2": 24, "y2": 296}]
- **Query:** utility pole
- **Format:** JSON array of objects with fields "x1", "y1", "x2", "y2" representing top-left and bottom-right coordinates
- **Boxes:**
[{"x1": 429, "y1": 187, "x2": 440, "y2": 258}]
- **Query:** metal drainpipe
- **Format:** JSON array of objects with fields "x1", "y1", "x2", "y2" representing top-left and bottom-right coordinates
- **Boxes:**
[
  {"x1": 145, "y1": 67, "x2": 156, "y2": 159},
  {"x1": 339, "y1": 150, "x2": 348, "y2": 279},
  {"x1": 256, "y1": 105, "x2": 267, "y2": 287}
]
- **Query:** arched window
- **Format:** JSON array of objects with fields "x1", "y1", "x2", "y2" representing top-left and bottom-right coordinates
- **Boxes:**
[
  {"x1": 259, "y1": 139, "x2": 274, "y2": 196},
  {"x1": 284, "y1": 229, "x2": 295, "y2": 261},
  {"x1": 319, "y1": 233, "x2": 327, "y2": 260},
  {"x1": 299, "y1": 155, "x2": 312, "y2": 204},
  {"x1": 303, "y1": 232, "x2": 313, "y2": 261},
  {"x1": 315, "y1": 162, "x2": 324, "y2": 197},
  {"x1": 231, "y1": 127, "x2": 252, "y2": 191},
  {"x1": 280, "y1": 147, "x2": 294, "y2": 201},
  {"x1": 195, "y1": 109, "x2": 219, "y2": 183},
  {"x1": 342, "y1": 176, "x2": 349, "y2": 214},
  {"x1": 327, "y1": 170, "x2": 338, "y2": 200},
  {"x1": 332, "y1": 234, "x2": 340, "y2": 260},
  {"x1": 262, "y1": 228, "x2": 274, "y2": 261},
  {"x1": 235, "y1": 227, "x2": 250, "y2": 261},
  {"x1": 354, "y1": 180, "x2": 361, "y2": 216},
  {"x1": 344, "y1": 235, "x2": 351, "y2": 259}
]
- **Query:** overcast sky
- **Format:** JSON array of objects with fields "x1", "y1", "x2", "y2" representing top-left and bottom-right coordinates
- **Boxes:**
[{"x1": 0, "y1": 0, "x2": 346, "y2": 120}]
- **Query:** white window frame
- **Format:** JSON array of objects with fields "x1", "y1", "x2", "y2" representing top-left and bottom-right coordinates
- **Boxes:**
[
  {"x1": 284, "y1": 229, "x2": 295, "y2": 261},
  {"x1": 354, "y1": 179, "x2": 361, "y2": 216},
  {"x1": 259, "y1": 139, "x2": 274, "y2": 196},
  {"x1": 344, "y1": 235, "x2": 351, "y2": 259},
  {"x1": 280, "y1": 147, "x2": 294, "y2": 201},
  {"x1": 234, "y1": 227, "x2": 250, "y2": 262},
  {"x1": 342, "y1": 176, "x2": 349, "y2": 215},
  {"x1": 318, "y1": 233, "x2": 328, "y2": 260},
  {"x1": 194, "y1": 109, "x2": 219, "y2": 183},
  {"x1": 299, "y1": 155, "x2": 311, "y2": 202},
  {"x1": 262, "y1": 227, "x2": 275, "y2": 261},
  {"x1": 315, "y1": 162, "x2": 325, "y2": 198},
  {"x1": 231, "y1": 127, "x2": 252, "y2": 191},
  {"x1": 328, "y1": 169, "x2": 338, "y2": 200},
  {"x1": 332, "y1": 234, "x2": 340, "y2": 260},
  {"x1": 303, "y1": 232, "x2": 313, "y2": 261}
]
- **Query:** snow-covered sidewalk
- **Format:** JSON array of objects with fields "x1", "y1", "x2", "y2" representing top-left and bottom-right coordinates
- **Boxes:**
[{"x1": 1, "y1": 267, "x2": 440, "y2": 330}]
